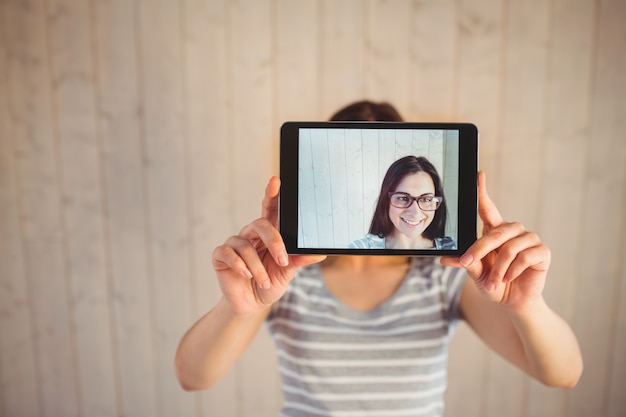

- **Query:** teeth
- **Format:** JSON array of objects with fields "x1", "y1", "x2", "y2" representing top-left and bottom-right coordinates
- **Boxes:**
[{"x1": 402, "y1": 218, "x2": 421, "y2": 226}]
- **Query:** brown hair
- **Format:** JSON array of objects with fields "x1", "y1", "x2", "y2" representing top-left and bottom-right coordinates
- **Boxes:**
[{"x1": 329, "y1": 100, "x2": 404, "y2": 122}]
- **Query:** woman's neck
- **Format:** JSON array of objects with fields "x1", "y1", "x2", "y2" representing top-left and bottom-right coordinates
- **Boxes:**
[
  {"x1": 322, "y1": 255, "x2": 409, "y2": 271},
  {"x1": 319, "y1": 255, "x2": 411, "y2": 311}
]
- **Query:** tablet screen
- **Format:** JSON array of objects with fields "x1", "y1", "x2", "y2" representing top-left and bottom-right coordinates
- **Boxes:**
[{"x1": 280, "y1": 122, "x2": 478, "y2": 256}]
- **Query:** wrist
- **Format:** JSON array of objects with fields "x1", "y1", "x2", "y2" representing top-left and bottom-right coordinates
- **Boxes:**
[
  {"x1": 501, "y1": 295, "x2": 583, "y2": 387},
  {"x1": 217, "y1": 296, "x2": 272, "y2": 320},
  {"x1": 504, "y1": 295, "x2": 550, "y2": 325}
]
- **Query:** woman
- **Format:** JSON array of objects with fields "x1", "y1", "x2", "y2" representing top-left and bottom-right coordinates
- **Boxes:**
[
  {"x1": 348, "y1": 155, "x2": 457, "y2": 250},
  {"x1": 175, "y1": 101, "x2": 582, "y2": 417}
]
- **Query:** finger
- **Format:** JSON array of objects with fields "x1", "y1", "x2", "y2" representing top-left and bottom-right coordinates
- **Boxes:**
[
  {"x1": 261, "y1": 176, "x2": 281, "y2": 227},
  {"x1": 211, "y1": 240, "x2": 252, "y2": 279},
  {"x1": 440, "y1": 256, "x2": 462, "y2": 269},
  {"x1": 442, "y1": 254, "x2": 490, "y2": 290},
  {"x1": 212, "y1": 243, "x2": 254, "y2": 279},
  {"x1": 459, "y1": 251, "x2": 489, "y2": 287},
  {"x1": 502, "y1": 242, "x2": 551, "y2": 284},
  {"x1": 461, "y1": 222, "x2": 527, "y2": 269},
  {"x1": 459, "y1": 222, "x2": 528, "y2": 288},
  {"x1": 484, "y1": 231, "x2": 542, "y2": 288},
  {"x1": 224, "y1": 235, "x2": 273, "y2": 289},
  {"x1": 240, "y1": 217, "x2": 289, "y2": 267},
  {"x1": 477, "y1": 171, "x2": 504, "y2": 229}
]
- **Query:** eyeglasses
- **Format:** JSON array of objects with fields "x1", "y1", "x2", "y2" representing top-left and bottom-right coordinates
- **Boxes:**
[{"x1": 388, "y1": 192, "x2": 443, "y2": 211}]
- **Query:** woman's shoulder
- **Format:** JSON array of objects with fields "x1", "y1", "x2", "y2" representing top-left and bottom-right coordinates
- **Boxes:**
[{"x1": 347, "y1": 233, "x2": 385, "y2": 249}]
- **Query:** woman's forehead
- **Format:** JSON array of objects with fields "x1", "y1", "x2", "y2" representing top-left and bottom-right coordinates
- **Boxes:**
[{"x1": 394, "y1": 172, "x2": 435, "y2": 193}]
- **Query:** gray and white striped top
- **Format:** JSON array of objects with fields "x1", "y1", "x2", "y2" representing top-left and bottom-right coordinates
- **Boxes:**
[{"x1": 266, "y1": 257, "x2": 467, "y2": 417}]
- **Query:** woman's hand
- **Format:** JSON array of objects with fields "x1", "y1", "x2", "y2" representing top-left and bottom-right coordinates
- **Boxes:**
[
  {"x1": 212, "y1": 176, "x2": 326, "y2": 315},
  {"x1": 442, "y1": 171, "x2": 550, "y2": 312},
  {"x1": 442, "y1": 172, "x2": 582, "y2": 388}
]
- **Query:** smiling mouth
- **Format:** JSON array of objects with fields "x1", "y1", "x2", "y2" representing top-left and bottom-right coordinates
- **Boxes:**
[{"x1": 402, "y1": 217, "x2": 423, "y2": 227}]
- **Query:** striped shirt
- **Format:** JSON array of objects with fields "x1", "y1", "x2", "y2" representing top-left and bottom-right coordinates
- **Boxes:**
[{"x1": 266, "y1": 257, "x2": 467, "y2": 417}]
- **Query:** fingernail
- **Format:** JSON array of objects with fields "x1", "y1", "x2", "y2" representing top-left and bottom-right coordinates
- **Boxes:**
[
  {"x1": 485, "y1": 281, "x2": 496, "y2": 292},
  {"x1": 242, "y1": 268, "x2": 253, "y2": 279},
  {"x1": 261, "y1": 280, "x2": 271, "y2": 290},
  {"x1": 460, "y1": 253, "x2": 473, "y2": 267},
  {"x1": 278, "y1": 253, "x2": 289, "y2": 267}
]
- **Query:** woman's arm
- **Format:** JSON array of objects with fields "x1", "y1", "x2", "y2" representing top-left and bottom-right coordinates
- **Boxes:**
[
  {"x1": 175, "y1": 297, "x2": 270, "y2": 390},
  {"x1": 174, "y1": 177, "x2": 325, "y2": 391},
  {"x1": 442, "y1": 171, "x2": 582, "y2": 387},
  {"x1": 458, "y1": 279, "x2": 582, "y2": 387}
]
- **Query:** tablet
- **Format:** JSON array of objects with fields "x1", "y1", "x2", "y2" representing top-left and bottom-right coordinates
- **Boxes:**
[{"x1": 279, "y1": 121, "x2": 478, "y2": 256}]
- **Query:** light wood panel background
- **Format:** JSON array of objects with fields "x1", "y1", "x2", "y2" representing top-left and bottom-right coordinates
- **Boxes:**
[{"x1": 0, "y1": 0, "x2": 624, "y2": 416}]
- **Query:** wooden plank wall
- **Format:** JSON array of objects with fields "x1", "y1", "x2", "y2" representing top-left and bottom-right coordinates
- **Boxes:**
[{"x1": 0, "y1": 0, "x2": 624, "y2": 416}]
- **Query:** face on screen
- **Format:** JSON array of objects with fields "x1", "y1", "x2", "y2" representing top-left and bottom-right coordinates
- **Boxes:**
[{"x1": 386, "y1": 171, "x2": 437, "y2": 249}]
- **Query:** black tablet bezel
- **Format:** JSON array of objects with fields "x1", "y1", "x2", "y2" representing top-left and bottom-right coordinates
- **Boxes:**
[{"x1": 280, "y1": 121, "x2": 478, "y2": 256}]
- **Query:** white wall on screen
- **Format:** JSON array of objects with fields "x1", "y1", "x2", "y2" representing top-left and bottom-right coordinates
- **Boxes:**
[{"x1": 298, "y1": 128, "x2": 459, "y2": 248}]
